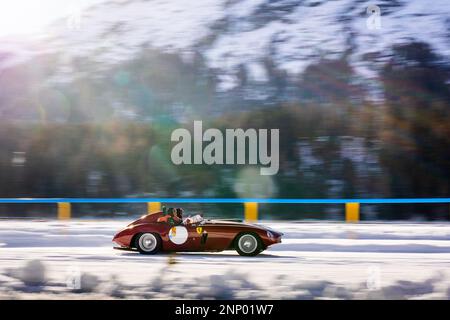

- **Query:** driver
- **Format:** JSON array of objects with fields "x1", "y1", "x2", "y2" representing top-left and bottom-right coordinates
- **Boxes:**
[{"x1": 157, "y1": 207, "x2": 182, "y2": 226}]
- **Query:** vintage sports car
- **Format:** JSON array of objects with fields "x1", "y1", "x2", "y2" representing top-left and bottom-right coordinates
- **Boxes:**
[{"x1": 113, "y1": 211, "x2": 283, "y2": 256}]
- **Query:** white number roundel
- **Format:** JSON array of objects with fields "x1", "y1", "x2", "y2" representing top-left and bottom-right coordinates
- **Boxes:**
[{"x1": 168, "y1": 226, "x2": 188, "y2": 245}]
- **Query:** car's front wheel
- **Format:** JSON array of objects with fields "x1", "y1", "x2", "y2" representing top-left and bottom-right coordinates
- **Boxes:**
[
  {"x1": 135, "y1": 233, "x2": 161, "y2": 254},
  {"x1": 235, "y1": 233, "x2": 262, "y2": 256}
]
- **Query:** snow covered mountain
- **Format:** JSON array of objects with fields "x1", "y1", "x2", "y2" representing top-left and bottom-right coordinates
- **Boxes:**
[{"x1": 1, "y1": 0, "x2": 449, "y2": 90}]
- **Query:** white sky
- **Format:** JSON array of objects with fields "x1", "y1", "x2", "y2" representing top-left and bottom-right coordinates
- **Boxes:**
[{"x1": 0, "y1": 0, "x2": 102, "y2": 37}]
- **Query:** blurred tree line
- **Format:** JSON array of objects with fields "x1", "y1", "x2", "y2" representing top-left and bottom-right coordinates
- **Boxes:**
[{"x1": 0, "y1": 41, "x2": 448, "y2": 219}]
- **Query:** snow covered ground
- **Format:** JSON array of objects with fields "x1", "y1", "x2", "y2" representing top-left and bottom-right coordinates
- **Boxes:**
[{"x1": 1, "y1": 220, "x2": 450, "y2": 299}]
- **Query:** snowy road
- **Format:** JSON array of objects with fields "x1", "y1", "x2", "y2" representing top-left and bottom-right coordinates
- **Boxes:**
[{"x1": 1, "y1": 220, "x2": 450, "y2": 299}]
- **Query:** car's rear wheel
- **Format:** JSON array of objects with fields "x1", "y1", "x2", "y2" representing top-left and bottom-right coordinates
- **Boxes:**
[
  {"x1": 235, "y1": 233, "x2": 262, "y2": 256},
  {"x1": 135, "y1": 233, "x2": 161, "y2": 254}
]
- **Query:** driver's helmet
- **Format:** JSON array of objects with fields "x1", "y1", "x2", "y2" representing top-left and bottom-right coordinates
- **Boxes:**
[{"x1": 164, "y1": 207, "x2": 182, "y2": 226}]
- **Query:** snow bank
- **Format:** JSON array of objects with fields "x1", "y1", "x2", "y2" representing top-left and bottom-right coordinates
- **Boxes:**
[{"x1": 1, "y1": 220, "x2": 450, "y2": 299}]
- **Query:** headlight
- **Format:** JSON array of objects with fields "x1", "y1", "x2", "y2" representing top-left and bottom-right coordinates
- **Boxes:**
[{"x1": 266, "y1": 231, "x2": 274, "y2": 238}]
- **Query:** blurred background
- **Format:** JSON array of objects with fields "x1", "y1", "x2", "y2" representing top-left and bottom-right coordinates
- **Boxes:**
[{"x1": 0, "y1": 0, "x2": 449, "y2": 220}]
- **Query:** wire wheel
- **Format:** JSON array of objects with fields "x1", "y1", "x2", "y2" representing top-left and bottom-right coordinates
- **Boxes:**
[
  {"x1": 136, "y1": 233, "x2": 161, "y2": 254},
  {"x1": 236, "y1": 233, "x2": 261, "y2": 256}
]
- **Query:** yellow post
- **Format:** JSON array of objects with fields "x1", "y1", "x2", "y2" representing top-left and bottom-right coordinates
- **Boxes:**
[
  {"x1": 345, "y1": 202, "x2": 360, "y2": 222},
  {"x1": 58, "y1": 202, "x2": 71, "y2": 220},
  {"x1": 147, "y1": 202, "x2": 161, "y2": 214},
  {"x1": 244, "y1": 202, "x2": 258, "y2": 222}
]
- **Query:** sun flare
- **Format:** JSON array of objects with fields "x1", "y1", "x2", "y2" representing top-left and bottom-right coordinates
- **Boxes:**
[{"x1": 0, "y1": 0, "x2": 90, "y2": 37}]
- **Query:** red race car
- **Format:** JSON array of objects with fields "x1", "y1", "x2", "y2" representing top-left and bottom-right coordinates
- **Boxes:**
[{"x1": 113, "y1": 209, "x2": 283, "y2": 256}]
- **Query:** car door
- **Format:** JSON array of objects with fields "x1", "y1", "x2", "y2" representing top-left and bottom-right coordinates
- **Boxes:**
[{"x1": 183, "y1": 223, "x2": 204, "y2": 251}]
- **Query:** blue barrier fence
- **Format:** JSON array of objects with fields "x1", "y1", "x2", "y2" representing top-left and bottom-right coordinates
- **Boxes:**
[
  {"x1": 1, "y1": 198, "x2": 450, "y2": 204},
  {"x1": 0, "y1": 197, "x2": 449, "y2": 221}
]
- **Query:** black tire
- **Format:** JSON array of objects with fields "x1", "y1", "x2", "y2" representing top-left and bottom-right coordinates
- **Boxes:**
[
  {"x1": 135, "y1": 233, "x2": 162, "y2": 255},
  {"x1": 234, "y1": 233, "x2": 263, "y2": 256}
]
